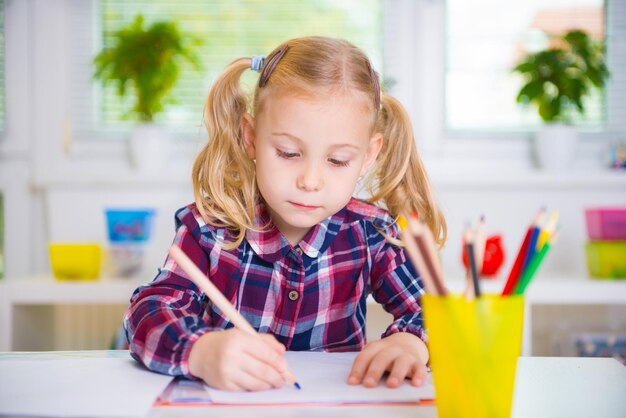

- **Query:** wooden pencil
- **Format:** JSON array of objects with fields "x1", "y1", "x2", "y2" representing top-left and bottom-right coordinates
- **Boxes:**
[
  {"x1": 398, "y1": 216, "x2": 438, "y2": 295},
  {"x1": 406, "y1": 216, "x2": 448, "y2": 296},
  {"x1": 167, "y1": 244, "x2": 301, "y2": 390}
]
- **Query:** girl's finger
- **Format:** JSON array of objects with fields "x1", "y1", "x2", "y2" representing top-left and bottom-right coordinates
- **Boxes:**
[
  {"x1": 348, "y1": 343, "x2": 384, "y2": 385},
  {"x1": 410, "y1": 360, "x2": 428, "y2": 386},
  {"x1": 243, "y1": 336, "x2": 289, "y2": 373},
  {"x1": 258, "y1": 333, "x2": 287, "y2": 354},
  {"x1": 385, "y1": 356, "x2": 413, "y2": 388},
  {"x1": 239, "y1": 353, "x2": 286, "y2": 389},
  {"x1": 361, "y1": 348, "x2": 399, "y2": 388},
  {"x1": 234, "y1": 367, "x2": 279, "y2": 392}
]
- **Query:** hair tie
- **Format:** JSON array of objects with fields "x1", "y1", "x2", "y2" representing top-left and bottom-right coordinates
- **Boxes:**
[
  {"x1": 250, "y1": 56, "x2": 265, "y2": 72},
  {"x1": 259, "y1": 45, "x2": 289, "y2": 88}
]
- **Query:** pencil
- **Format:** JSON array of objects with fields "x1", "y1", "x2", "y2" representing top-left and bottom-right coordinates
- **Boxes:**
[
  {"x1": 407, "y1": 216, "x2": 448, "y2": 296},
  {"x1": 502, "y1": 209, "x2": 543, "y2": 296},
  {"x1": 473, "y1": 215, "x2": 486, "y2": 276},
  {"x1": 536, "y1": 211, "x2": 559, "y2": 251},
  {"x1": 513, "y1": 231, "x2": 558, "y2": 295},
  {"x1": 520, "y1": 209, "x2": 546, "y2": 278},
  {"x1": 167, "y1": 244, "x2": 301, "y2": 390},
  {"x1": 464, "y1": 228, "x2": 481, "y2": 298},
  {"x1": 398, "y1": 216, "x2": 438, "y2": 295}
]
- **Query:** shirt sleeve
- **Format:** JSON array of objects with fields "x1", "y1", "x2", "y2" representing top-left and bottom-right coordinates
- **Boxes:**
[
  {"x1": 123, "y1": 207, "x2": 219, "y2": 378},
  {"x1": 367, "y1": 221, "x2": 428, "y2": 343}
]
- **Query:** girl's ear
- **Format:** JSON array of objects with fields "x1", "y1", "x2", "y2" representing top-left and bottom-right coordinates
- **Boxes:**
[
  {"x1": 359, "y1": 133, "x2": 383, "y2": 176},
  {"x1": 241, "y1": 113, "x2": 256, "y2": 159}
]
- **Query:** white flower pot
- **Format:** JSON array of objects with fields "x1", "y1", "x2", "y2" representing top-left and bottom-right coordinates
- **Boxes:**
[
  {"x1": 128, "y1": 123, "x2": 170, "y2": 172},
  {"x1": 534, "y1": 123, "x2": 577, "y2": 171}
]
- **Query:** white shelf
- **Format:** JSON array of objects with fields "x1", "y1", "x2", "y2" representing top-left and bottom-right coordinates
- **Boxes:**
[
  {"x1": 3, "y1": 276, "x2": 625, "y2": 306},
  {"x1": 0, "y1": 276, "x2": 145, "y2": 304},
  {"x1": 445, "y1": 277, "x2": 626, "y2": 304}
]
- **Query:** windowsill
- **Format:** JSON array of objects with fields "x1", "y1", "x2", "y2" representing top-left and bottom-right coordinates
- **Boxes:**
[
  {"x1": 429, "y1": 167, "x2": 626, "y2": 189},
  {"x1": 31, "y1": 165, "x2": 626, "y2": 190}
]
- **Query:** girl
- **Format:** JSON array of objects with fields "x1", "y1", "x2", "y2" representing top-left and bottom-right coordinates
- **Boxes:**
[{"x1": 124, "y1": 36, "x2": 446, "y2": 392}]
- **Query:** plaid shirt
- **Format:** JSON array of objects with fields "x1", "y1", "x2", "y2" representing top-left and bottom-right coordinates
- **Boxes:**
[{"x1": 124, "y1": 197, "x2": 426, "y2": 378}]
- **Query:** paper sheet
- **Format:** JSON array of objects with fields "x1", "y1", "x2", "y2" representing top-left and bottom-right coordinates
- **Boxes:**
[
  {"x1": 0, "y1": 350, "x2": 173, "y2": 418},
  {"x1": 205, "y1": 351, "x2": 434, "y2": 404}
]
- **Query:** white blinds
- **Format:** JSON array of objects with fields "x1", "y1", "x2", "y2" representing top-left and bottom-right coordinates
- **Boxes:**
[{"x1": 69, "y1": 0, "x2": 383, "y2": 136}]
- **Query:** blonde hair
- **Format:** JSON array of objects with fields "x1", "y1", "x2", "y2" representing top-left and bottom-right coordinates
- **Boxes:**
[{"x1": 192, "y1": 36, "x2": 447, "y2": 248}]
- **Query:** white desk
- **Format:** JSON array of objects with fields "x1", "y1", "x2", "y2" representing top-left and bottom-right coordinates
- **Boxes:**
[{"x1": 1, "y1": 351, "x2": 624, "y2": 418}]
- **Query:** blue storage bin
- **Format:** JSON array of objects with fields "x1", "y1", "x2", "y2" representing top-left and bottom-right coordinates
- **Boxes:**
[{"x1": 105, "y1": 209, "x2": 155, "y2": 242}]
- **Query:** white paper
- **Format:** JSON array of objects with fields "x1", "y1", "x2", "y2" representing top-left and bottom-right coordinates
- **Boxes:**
[
  {"x1": 0, "y1": 350, "x2": 173, "y2": 418},
  {"x1": 206, "y1": 351, "x2": 434, "y2": 404}
]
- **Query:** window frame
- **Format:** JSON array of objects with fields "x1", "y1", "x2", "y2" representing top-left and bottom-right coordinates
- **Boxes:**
[
  {"x1": 385, "y1": 0, "x2": 625, "y2": 170},
  {"x1": 30, "y1": 0, "x2": 626, "y2": 186}
]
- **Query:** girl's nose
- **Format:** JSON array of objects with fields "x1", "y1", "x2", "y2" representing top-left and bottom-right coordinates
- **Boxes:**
[{"x1": 297, "y1": 163, "x2": 323, "y2": 192}]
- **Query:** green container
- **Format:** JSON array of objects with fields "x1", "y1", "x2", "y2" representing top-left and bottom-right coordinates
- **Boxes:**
[{"x1": 585, "y1": 241, "x2": 626, "y2": 279}]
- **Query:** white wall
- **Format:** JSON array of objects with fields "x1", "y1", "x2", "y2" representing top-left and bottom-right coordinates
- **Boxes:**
[{"x1": 2, "y1": 0, "x2": 625, "y2": 284}]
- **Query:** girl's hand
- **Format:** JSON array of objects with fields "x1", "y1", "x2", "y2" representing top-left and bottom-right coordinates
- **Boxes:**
[
  {"x1": 348, "y1": 332, "x2": 428, "y2": 388},
  {"x1": 188, "y1": 328, "x2": 288, "y2": 391}
]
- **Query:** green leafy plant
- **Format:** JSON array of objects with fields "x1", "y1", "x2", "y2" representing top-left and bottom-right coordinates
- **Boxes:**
[
  {"x1": 513, "y1": 30, "x2": 609, "y2": 123},
  {"x1": 94, "y1": 15, "x2": 199, "y2": 122}
]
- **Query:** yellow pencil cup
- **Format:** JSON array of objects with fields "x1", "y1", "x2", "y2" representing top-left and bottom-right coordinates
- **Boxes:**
[{"x1": 423, "y1": 294, "x2": 524, "y2": 418}]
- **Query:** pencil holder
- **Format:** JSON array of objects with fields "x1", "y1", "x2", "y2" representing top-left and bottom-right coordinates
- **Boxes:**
[{"x1": 423, "y1": 294, "x2": 524, "y2": 418}]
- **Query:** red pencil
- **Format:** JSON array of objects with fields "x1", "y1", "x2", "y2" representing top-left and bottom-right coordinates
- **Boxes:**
[{"x1": 501, "y1": 210, "x2": 543, "y2": 296}]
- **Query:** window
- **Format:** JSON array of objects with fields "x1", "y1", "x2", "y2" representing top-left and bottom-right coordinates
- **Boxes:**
[
  {"x1": 445, "y1": 0, "x2": 606, "y2": 132},
  {"x1": 77, "y1": 0, "x2": 383, "y2": 133}
]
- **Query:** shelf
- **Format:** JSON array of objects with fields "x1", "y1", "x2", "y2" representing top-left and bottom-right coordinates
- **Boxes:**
[
  {"x1": 431, "y1": 170, "x2": 626, "y2": 190},
  {"x1": 440, "y1": 277, "x2": 626, "y2": 305},
  {"x1": 0, "y1": 277, "x2": 145, "y2": 304},
  {"x1": 3, "y1": 276, "x2": 625, "y2": 306}
]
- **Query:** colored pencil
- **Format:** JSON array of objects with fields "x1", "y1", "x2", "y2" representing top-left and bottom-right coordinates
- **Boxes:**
[
  {"x1": 464, "y1": 227, "x2": 481, "y2": 298},
  {"x1": 167, "y1": 244, "x2": 301, "y2": 390},
  {"x1": 407, "y1": 216, "x2": 448, "y2": 296},
  {"x1": 502, "y1": 209, "x2": 543, "y2": 296},
  {"x1": 398, "y1": 216, "x2": 438, "y2": 295},
  {"x1": 536, "y1": 211, "x2": 559, "y2": 251},
  {"x1": 473, "y1": 215, "x2": 487, "y2": 276},
  {"x1": 513, "y1": 231, "x2": 558, "y2": 295},
  {"x1": 520, "y1": 209, "x2": 546, "y2": 278}
]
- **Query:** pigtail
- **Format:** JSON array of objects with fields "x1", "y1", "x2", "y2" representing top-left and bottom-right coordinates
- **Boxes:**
[
  {"x1": 369, "y1": 95, "x2": 447, "y2": 248},
  {"x1": 192, "y1": 58, "x2": 257, "y2": 248}
]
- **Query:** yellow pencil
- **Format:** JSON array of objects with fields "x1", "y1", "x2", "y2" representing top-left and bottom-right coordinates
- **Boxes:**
[{"x1": 167, "y1": 244, "x2": 301, "y2": 390}]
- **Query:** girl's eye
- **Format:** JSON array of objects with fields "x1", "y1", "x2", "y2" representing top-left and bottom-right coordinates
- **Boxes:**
[
  {"x1": 328, "y1": 158, "x2": 350, "y2": 167},
  {"x1": 276, "y1": 149, "x2": 300, "y2": 159}
]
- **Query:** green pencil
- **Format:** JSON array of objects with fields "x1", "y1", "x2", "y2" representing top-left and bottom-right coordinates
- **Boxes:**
[{"x1": 513, "y1": 233, "x2": 557, "y2": 295}]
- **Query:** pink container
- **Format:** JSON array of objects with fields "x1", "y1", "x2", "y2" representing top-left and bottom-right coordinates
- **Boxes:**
[{"x1": 585, "y1": 208, "x2": 626, "y2": 240}]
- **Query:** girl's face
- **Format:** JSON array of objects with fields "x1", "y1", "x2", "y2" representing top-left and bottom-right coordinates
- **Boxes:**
[{"x1": 243, "y1": 91, "x2": 382, "y2": 245}]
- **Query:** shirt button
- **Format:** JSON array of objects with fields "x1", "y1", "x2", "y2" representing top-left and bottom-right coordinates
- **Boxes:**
[
  {"x1": 288, "y1": 290, "x2": 300, "y2": 301},
  {"x1": 295, "y1": 247, "x2": 303, "y2": 255}
]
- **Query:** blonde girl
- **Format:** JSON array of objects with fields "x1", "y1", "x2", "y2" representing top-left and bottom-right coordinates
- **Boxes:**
[{"x1": 124, "y1": 36, "x2": 446, "y2": 392}]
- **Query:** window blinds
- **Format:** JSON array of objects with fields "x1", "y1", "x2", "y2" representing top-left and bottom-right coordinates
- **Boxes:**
[{"x1": 70, "y1": 0, "x2": 383, "y2": 136}]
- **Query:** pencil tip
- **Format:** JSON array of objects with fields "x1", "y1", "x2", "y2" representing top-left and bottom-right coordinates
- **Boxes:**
[{"x1": 294, "y1": 382, "x2": 302, "y2": 390}]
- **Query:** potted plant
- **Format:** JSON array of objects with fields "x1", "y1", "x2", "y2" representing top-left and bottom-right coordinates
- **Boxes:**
[
  {"x1": 94, "y1": 15, "x2": 198, "y2": 171},
  {"x1": 513, "y1": 29, "x2": 609, "y2": 170}
]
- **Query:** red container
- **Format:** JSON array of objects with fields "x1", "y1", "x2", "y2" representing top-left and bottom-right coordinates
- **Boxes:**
[{"x1": 585, "y1": 208, "x2": 626, "y2": 240}]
